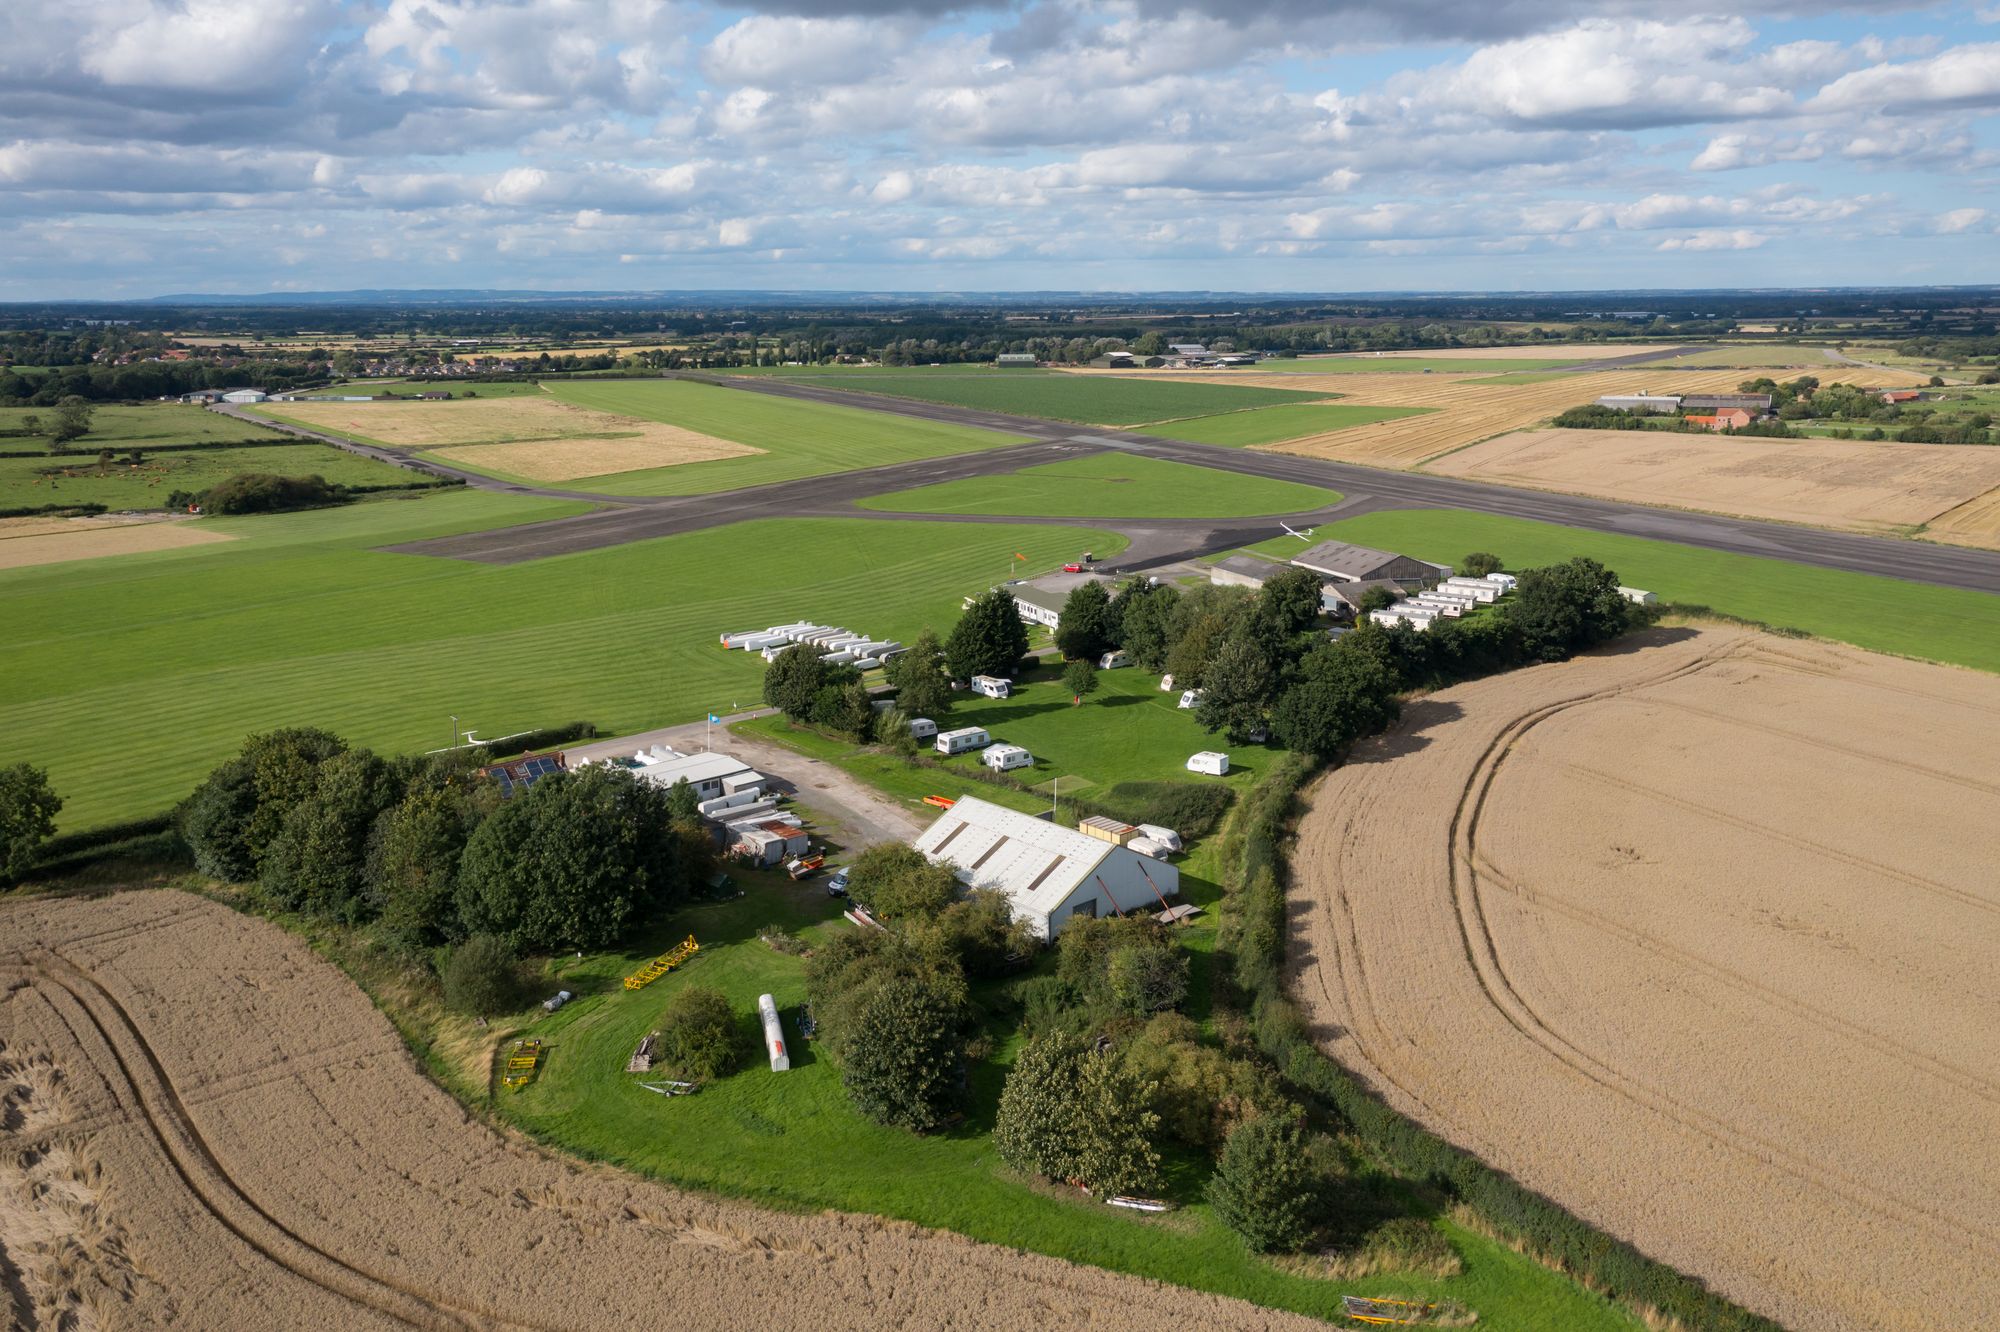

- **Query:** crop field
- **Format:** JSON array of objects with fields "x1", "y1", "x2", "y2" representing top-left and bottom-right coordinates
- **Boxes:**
[
  {"x1": 858, "y1": 452, "x2": 1340, "y2": 519},
  {"x1": 0, "y1": 516, "x2": 236, "y2": 570},
  {"x1": 1430, "y1": 428, "x2": 2000, "y2": 547},
  {"x1": 1287, "y1": 628, "x2": 2000, "y2": 1331},
  {"x1": 752, "y1": 367, "x2": 1326, "y2": 426},
  {"x1": 1645, "y1": 344, "x2": 1845, "y2": 368},
  {"x1": 0, "y1": 888, "x2": 1386, "y2": 1332},
  {"x1": 541, "y1": 380, "x2": 1030, "y2": 493},
  {"x1": 1250, "y1": 356, "x2": 1583, "y2": 374},
  {"x1": 0, "y1": 403, "x2": 288, "y2": 447},
  {"x1": 0, "y1": 493, "x2": 1120, "y2": 829},
  {"x1": 1149, "y1": 403, "x2": 1432, "y2": 446},
  {"x1": 1237, "y1": 508, "x2": 2000, "y2": 673},
  {"x1": 0, "y1": 441, "x2": 413, "y2": 510}
]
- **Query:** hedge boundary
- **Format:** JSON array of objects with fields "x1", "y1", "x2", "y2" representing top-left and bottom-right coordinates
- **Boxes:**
[{"x1": 1215, "y1": 761, "x2": 1781, "y2": 1332}]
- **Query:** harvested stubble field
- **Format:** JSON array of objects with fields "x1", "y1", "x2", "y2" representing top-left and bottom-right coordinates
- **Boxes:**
[
  {"x1": 0, "y1": 890, "x2": 1344, "y2": 1332},
  {"x1": 267, "y1": 397, "x2": 760, "y2": 480},
  {"x1": 1428, "y1": 428, "x2": 2000, "y2": 548},
  {"x1": 0, "y1": 515, "x2": 234, "y2": 570},
  {"x1": 1287, "y1": 627, "x2": 2000, "y2": 1332}
]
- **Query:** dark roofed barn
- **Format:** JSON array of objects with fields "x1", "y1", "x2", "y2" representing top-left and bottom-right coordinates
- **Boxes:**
[{"x1": 1291, "y1": 540, "x2": 1442, "y2": 589}]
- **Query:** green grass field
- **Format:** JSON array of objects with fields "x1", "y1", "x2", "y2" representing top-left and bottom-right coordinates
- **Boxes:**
[
  {"x1": 1, "y1": 493, "x2": 1122, "y2": 829},
  {"x1": 1152, "y1": 403, "x2": 1433, "y2": 446},
  {"x1": 749, "y1": 659, "x2": 1286, "y2": 804},
  {"x1": 1244, "y1": 510, "x2": 2000, "y2": 673},
  {"x1": 858, "y1": 453, "x2": 1340, "y2": 519},
  {"x1": 0, "y1": 403, "x2": 288, "y2": 448},
  {"x1": 477, "y1": 861, "x2": 1638, "y2": 1329},
  {"x1": 748, "y1": 368, "x2": 1325, "y2": 426},
  {"x1": 0, "y1": 442, "x2": 418, "y2": 510},
  {"x1": 1253, "y1": 357, "x2": 1582, "y2": 374},
  {"x1": 418, "y1": 378, "x2": 1030, "y2": 495}
]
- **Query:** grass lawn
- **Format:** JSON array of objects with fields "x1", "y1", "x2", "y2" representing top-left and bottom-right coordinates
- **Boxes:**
[
  {"x1": 1152, "y1": 403, "x2": 1433, "y2": 447},
  {"x1": 462, "y1": 861, "x2": 1638, "y2": 1329},
  {"x1": 0, "y1": 403, "x2": 288, "y2": 447},
  {"x1": 858, "y1": 453, "x2": 1340, "y2": 519},
  {"x1": 1254, "y1": 357, "x2": 1582, "y2": 374},
  {"x1": 0, "y1": 442, "x2": 420, "y2": 510},
  {"x1": 750, "y1": 661, "x2": 1288, "y2": 807},
  {"x1": 502, "y1": 378, "x2": 1032, "y2": 494},
  {"x1": 749, "y1": 367, "x2": 1325, "y2": 426},
  {"x1": 1, "y1": 495, "x2": 1123, "y2": 830},
  {"x1": 1243, "y1": 510, "x2": 2000, "y2": 673}
]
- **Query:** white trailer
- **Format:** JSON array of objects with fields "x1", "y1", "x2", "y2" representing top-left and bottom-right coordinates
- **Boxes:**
[
  {"x1": 936, "y1": 726, "x2": 990, "y2": 755},
  {"x1": 820, "y1": 650, "x2": 859, "y2": 665},
  {"x1": 1442, "y1": 578, "x2": 1500, "y2": 602},
  {"x1": 697, "y1": 790, "x2": 760, "y2": 818},
  {"x1": 1186, "y1": 751, "x2": 1230, "y2": 776},
  {"x1": 1484, "y1": 573, "x2": 1518, "y2": 591},
  {"x1": 1128, "y1": 836, "x2": 1172, "y2": 859},
  {"x1": 1098, "y1": 650, "x2": 1130, "y2": 669},
  {"x1": 970, "y1": 675, "x2": 1011, "y2": 699},
  {"x1": 1136, "y1": 823, "x2": 1183, "y2": 853},
  {"x1": 1618, "y1": 586, "x2": 1658, "y2": 605},
  {"x1": 719, "y1": 629, "x2": 764, "y2": 647},
  {"x1": 907, "y1": 718, "x2": 938, "y2": 740},
  {"x1": 758, "y1": 994, "x2": 790, "y2": 1072},
  {"x1": 982, "y1": 743, "x2": 1033, "y2": 772}
]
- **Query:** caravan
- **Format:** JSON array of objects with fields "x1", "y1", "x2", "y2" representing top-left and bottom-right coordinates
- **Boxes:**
[
  {"x1": 935, "y1": 726, "x2": 991, "y2": 755},
  {"x1": 970, "y1": 675, "x2": 1012, "y2": 699},
  {"x1": 981, "y1": 743, "x2": 1033, "y2": 772}
]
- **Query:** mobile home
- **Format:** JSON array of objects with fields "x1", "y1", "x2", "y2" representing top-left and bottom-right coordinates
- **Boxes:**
[
  {"x1": 970, "y1": 675, "x2": 1012, "y2": 699},
  {"x1": 935, "y1": 726, "x2": 991, "y2": 755}
]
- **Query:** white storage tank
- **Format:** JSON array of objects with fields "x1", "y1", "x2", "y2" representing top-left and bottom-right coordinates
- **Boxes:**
[{"x1": 758, "y1": 993, "x2": 790, "y2": 1072}]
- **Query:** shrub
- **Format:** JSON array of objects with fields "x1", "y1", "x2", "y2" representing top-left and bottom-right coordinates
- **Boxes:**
[
  {"x1": 1056, "y1": 915, "x2": 1188, "y2": 1019},
  {"x1": 994, "y1": 1032, "x2": 1162, "y2": 1196},
  {"x1": 841, "y1": 974, "x2": 969, "y2": 1132},
  {"x1": 847, "y1": 840, "x2": 959, "y2": 920},
  {"x1": 441, "y1": 934, "x2": 518, "y2": 1015},
  {"x1": 1208, "y1": 1114, "x2": 1334, "y2": 1252},
  {"x1": 1459, "y1": 551, "x2": 1502, "y2": 578},
  {"x1": 199, "y1": 472, "x2": 348, "y2": 514},
  {"x1": 0, "y1": 763, "x2": 62, "y2": 884},
  {"x1": 481, "y1": 722, "x2": 595, "y2": 759},
  {"x1": 654, "y1": 984, "x2": 739, "y2": 1080},
  {"x1": 911, "y1": 889, "x2": 1035, "y2": 979}
]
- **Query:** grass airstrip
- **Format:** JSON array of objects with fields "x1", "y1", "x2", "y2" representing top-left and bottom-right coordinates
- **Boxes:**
[
  {"x1": 0, "y1": 490, "x2": 1123, "y2": 830},
  {"x1": 859, "y1": 453, "x2": 1340, "y2": 518},
  {"x1": 744, "y1": 367, "x2": 1327, "y2": 425},
  {"x1": 1152, "y1": 403, "x2": 1433, "y2": 447}
]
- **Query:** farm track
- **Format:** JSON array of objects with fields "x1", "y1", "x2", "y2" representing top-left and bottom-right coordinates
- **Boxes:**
[
  {"x1": 1289, "y1": 629, "x2": 2000, "y2": 1331},
  {"x1": 0, "y1": 891, "x2": 1358, "y2": 1332}
]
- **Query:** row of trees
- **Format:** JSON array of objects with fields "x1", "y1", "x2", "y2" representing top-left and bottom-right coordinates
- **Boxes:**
[{"x1": 178, "y1": 729, "x2": 705, "y2": 955}]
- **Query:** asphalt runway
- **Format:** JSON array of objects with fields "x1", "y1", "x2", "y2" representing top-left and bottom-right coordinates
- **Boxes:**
[{"x1": 255, "y1": 379, "x2": 2000, "y2": 595}]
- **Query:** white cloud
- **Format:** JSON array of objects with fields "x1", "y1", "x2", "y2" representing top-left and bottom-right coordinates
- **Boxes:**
[
  {"x1": 1809, "y1": 43, "x2": 2000, "y2": 113},
  {"x1": 1657, "y1": 229, "x2": 1767, "y2": 251}
]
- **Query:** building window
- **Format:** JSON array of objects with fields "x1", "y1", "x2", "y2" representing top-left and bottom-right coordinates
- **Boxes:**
[{"x1": 1071, "y1": 899, "x2": 1097, "y2": 920}]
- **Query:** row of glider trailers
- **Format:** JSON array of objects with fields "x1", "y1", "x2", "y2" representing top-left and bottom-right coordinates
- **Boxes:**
[{"x1": 719, "y1": 621, "x2": 904, "y2": 670}]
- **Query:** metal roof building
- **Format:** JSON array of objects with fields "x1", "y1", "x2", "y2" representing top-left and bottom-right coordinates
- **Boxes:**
[
  {"x1": 1292, "y1": 541, "x2": 1441, "y2": 588},
  {"x1": 1208, "y1": 554, "x2": 1279, "y2": 590},
  {"x1": 914, "y1": 795, "x2": 1180, "y2": 939},
  {"x1": 1596, "y1": 393, "x2": 1681, "y2": 414}
]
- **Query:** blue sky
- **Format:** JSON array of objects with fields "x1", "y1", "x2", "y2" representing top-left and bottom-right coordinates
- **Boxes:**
[{"x1": 2, "y1": 0, "x2": 1996, "y2": 298}]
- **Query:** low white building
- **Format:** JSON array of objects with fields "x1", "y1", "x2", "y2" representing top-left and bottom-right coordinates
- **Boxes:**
[
  {"x1": 220, "y1": 388, "x2": 269, "y2": 404},
  {"x1": 913, "y1": 795, "x2": 1181, "y2": 939},
  {"x1": 630, "y1": 750, "x2": 760, "y2": 801}
]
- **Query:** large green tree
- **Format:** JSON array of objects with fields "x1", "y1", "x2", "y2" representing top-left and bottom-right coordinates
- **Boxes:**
[
  {"x1": 882, "y1": 629, "x2": 953, "y2": 721},
  {"x1": 1254, "y1": 566, "x2": 1325, "y2": 638},
  {"x1": 945, "y1": 588, "x2": 1030, "y2": 681},
  {"x1": 1207, "y1": 1114, "x2": 1334, "y2": 1253},
  {"x1": 1114, "y1": 580, "x2": 1180, "y2": 671},
  {"x1": 1194, "y1": 634, "x2": 1277, "y2": 743},
  {"x1": 455, "y1": 765, "x2": 687, "y2": 952},
  {"x1": 762, "y1": 644, "x2": 837, "y2": 721},
  {"x1": 1053, "y1": 581, "x2": 1117, "y2": 661},
  {"x1": 261, "y1": 748, "x2": 401, "y2": 920},
  {"x1": 0, "y1": 763, "x2": 61, "y2": 884},
  {"x1": 369, "y1": 774, "x2": 490, "y2": 941},
  {"x1": 1270, "y1": 639, "x2": 1402, "y2": 759},
  {"x1": 994, "y1": 1032, "x2": 1162, "y2": 1196},
  {"x1": 841, "y1": 974, "x2": 969, "y2": 1132},
  {"x1": 48, "y1": 396, "x2": 94, "y2": 449},
  {"x1": 1510, "y1": 557, "x2": 1632, "y2": 663},
  {"x1": 847, "y1": 841, "x2": 960, "y2": 920}
]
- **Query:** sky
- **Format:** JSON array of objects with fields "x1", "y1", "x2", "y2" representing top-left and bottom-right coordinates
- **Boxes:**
[{"x1": 3, "y1": 0, "x2": 1998, "y2": 299}]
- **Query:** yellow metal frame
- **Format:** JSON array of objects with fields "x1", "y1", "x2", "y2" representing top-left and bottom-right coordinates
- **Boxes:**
[
  {"x1": 502, "y1": 1038, "x2": 544, "y2": 1091},
  {"x1": 623, "y1": 935, "x2": 700, "y2": 990}
]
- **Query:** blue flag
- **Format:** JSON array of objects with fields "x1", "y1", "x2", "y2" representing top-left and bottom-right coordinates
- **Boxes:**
[{"x1": 708, "y1": 713, "x2": 721, "y2": 724}]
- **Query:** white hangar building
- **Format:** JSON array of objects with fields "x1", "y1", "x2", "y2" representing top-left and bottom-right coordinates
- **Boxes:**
[{"x1": 913, "y1": 794, "x2": 1180, "y2": 939}]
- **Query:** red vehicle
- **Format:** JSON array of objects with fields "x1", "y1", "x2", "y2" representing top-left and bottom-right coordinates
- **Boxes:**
[{"x1": 1063, "y1": 563, "x2": 1083, "y2": 573}]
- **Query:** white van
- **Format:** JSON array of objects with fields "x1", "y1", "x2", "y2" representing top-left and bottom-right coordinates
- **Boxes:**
[
  {"x1": 935, "y1": 726, "x2": 991, "y2": 755},
  {"x1": 1177, "y1": 689, "x2": 1204, "y2": 710},
  {"x1": 981, "y1": 743, "x2": 1033, "y2": 772},
  {"x1": 907, "y1": 718, "x2": 939, "y2": 740},
  {"x1": 1186, "y1": 751, "x2": 1230, "y2": 776},
  {"x1": 1098, "y1": 650, "x2": 1130, "y2": 670},
  {"x1": 970, "y1": 674, "x2": 1011, "y2": 699}
]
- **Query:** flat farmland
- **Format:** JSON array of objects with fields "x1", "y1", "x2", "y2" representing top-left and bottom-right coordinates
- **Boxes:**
[
  {"x1": 1150, "y1": 402, "x2": 1431, "y2": 446},
  {"x1": 1646, "y1": 344, "x2": 1848, "y2": 368},
  {"x1": 0, "y1": 441, "x2": 414, "y2": 510},
  {"x1": 1430, "y1": 428, "x2": 2000, "y2": 547},
  {"x1": 544, "y1": 379, "x2": 1030, "y2": 493},
  {"x1": 753, "y1": 368, "x2": 1327, "y2": 425},
  {"x1": 0, "y1": 516, "x2": 235, "y2": 570},
  {"x1": 0, "y1": 403, "x2": 287, "y2": 447},
  {"x1": 1251, "y1": 356, "x2": 1582, "y2": 374},
  {"x1": 0, "y1": 491, "x2": 1119, "y2": 829},
  {"x1": 1287, "y1": 628, "x2": 2000, "y2": 1331},
  {"x1": 0, "y1": 889, "x2": 1356, "y2": 1332},
  {"x1": 858, "y1": 452, "x2": 1340, "y2": 518}
]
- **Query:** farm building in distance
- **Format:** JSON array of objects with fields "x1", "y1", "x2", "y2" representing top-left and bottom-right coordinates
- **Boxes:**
[
  {"x1": 915, "y1": 795, "x2": 1181, "y2": 939},
  {"x1": 1595, "y1": 393, "x2": 1681, "y2": 414},
  {"x1": 1685, "y1": 409, "x2": 1755, "y2": 431},
  {"x1": 219, "y1": 388, "x2": 269, "y2": 404},
  {"x1": 1322, "y1": 579, "x2": 1407, "y2": 617},
  {"x1": 995, "y1": 353, "x2": 1038, "y2": 367},
  {"x1": 1292, "y1": 540, "x2": 1443, "y2": 590},
  {"x1": 1680, "y1": 393, "x2": 1773, "y2": 412},
  {"x1": 994, "y1": 571, "x2": 1118, "y2": 629},
  {"x1": 1208, "y1": 554, "x2": 1279, "y2": 590}
]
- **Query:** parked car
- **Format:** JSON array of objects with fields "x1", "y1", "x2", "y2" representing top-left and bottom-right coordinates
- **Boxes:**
[
  {"x1": 826, "y1": 868, "x2": 851, "y2": 897},
  {"x1": 1063, "y1": 562, "x2": 1083, "y2": 573}
]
